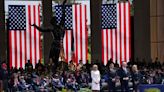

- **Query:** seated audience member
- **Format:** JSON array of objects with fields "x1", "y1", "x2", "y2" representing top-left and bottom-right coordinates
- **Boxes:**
[
  {"x1": 18, "y1": 76, "x2": 31, "y2": 91},
  {"x1": 106, "y1": 58, "x2": 113, "y2": 67},
  {"x1": 39, "y1": 75, "x2": 51, "y2": 92},
  {"x1": 91, "y1": 64, "x2": 101, "y2": 92},
  {"x1": 76, "y1": 60, "x2": 83, "y2": 71},
  {"x1": 75, "y1": 71, "x2": 81, "y2": 86},
  {"x1": 25, "y1": 60, "x2": 33, "y2": 73},
  {"x1": 66, "y1": 73, "x2": 78, "y2": 91},
  {"x1": 68, "y1": 60, "x2": 77, "y2": 72},
  {"x1": 0, "y1": 63, "x2": 8, "y2": 91},
  {"x1": 76, "y1": 70, "x2": 90, "y2": 88},
  {"x1": 31, "y1": 74, "x2": 41, "y2": 91},
  {"x1": 10, "y1": 73, "x2": 19, "y2": 91},
  {"x1": 131, "y1": 65, "x2": 142, "y2": 92},
  {"x1": 147, "y1": 70, "x2": 155, "y2": 84},
  {"x1": 47, "y1": 58, "x2": 55, "y2": 73},
  {"x1": 114, "y1": 60, "x2": 120, "y2": 70},
  {"x1": 154, "y1": 69, "x2": 162, "y2": 84},
  {"x1": 52, "y1": 74, "x2": 64, "y2": 91},
  {"x1": 35, "y1": 60, "x2": 44, "y2": 75},
  {"x1": 82, "y1": 70, "x2": 90, "y2": 87},
  {"x1": 118, "y1": 62, "x2": 130, "y2": 92}
]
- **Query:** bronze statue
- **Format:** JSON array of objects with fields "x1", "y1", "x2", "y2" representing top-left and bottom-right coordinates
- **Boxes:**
[{"x1": 31, "y1": 0, "x2": 67, "y2": 70}]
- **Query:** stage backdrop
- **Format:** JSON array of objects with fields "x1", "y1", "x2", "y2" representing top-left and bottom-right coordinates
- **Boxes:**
[{"x1": 5, "y1": 1, "x2": 42, "y2": 69}]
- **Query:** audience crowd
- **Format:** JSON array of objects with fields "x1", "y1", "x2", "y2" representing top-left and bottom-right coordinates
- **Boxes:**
[{"x1": 0, "y1": 58, "x2": 164, "y2": 92}]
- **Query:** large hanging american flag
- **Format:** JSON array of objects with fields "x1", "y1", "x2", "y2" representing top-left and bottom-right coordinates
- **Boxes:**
[
  {"x1": 6, "y1": 1, "x2": 42, "y2": 69},
  {"x1": 101, "y1": 2, "x2": 131, "y2": 65},
  {"x1": 54, "y1": 4, "x2": 88, "y2": 64}
]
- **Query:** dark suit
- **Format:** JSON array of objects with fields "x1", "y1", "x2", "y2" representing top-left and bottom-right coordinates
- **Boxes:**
[
  {"x1": 107, "y1": 69, "x2": 117, "y2": 92},
  {"x1": 118, "y1": 67, "x2": 130, "y2": 92}
]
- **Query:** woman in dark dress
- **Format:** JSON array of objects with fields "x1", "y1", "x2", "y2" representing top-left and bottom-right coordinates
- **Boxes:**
[
  {"x1": 131, "y1": 65, "x2": 142, "y2": 92},
  {"x1": 107, "y1": 62, "x2": 117, "y2": 92}
]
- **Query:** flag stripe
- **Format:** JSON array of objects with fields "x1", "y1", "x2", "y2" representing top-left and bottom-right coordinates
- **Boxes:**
[
  {"x1": 21, "y1": 31, "x2": 25, "y2": 68},
  {"x1": 14, "y1": 31, "x2": 17, "y2": 67},
  {"x1": 38, "y1": 4, "x2": 41, "y2": 63},
  {"x1": 115, "y1": 29, "x2": 117, "y2": 63},
  {"x1": 28, "y1": 5, "x2": 32, "y2": 64},
  {"x1": 36, "y1": 5, "x2": 40, "y2": 63},
  {"x1": 20, "y1": 31, "x2": 22, "y2": 68},
  {"x1": 103, "y1": 30, "x2": 107, "y2": 65},
  {"x1": 33, "y1": 5, "x2": 37, "y2": 65},
  {"x1": 26, "y1": 6, "x2": 30, "y2": 65},
  {"x1": 12, "y1": 31, "x2": 15, "y2": 68},
  {"x1": 117, "y1": 3, "x2": 120, "y2": 65},
  {"x1": 24, "y1": 31, "x2": 27, "y2": 66},
  {"x1": 31, "y1": 5, "x2": 35, "y2": 67},
  {"x1": 121, "y1": 3, "x2": 125, "y2": 62},
  {"x1": 124, "y1": 3, "x2": 127, "y2": 62},
  {"x1": 126, "y1": 3, "x2": 129, "y2": 62},
  {"x1": 77, "y1": 5, "x2": 81, "y2": 63},
  {"x1": 74, "y1": 5, "x2": 78, "y2": 64},
  {"x1": 82, "y1": 5, "x2": 87, "y2": 64},
  {"x1": 128, "y1": 2, "x2": 131, "y2": 60},
  {"x1": 119, "y1": 3, "x2": 122, "y2": 64},
  {"x1": 112, "y1": 29, "x2": 116, "y2": 62},
  {"x1": 69, "y1": 31, "x2": 72, "y2": 62},
  {"x1": 9, "y1": 31, "x2": 12, "y2": 68},
  {"x1": 105, "y1": 29, "x2": 109, "y2": 63},
  {"x1": 85, "y1": 5, "x2": 88, "y2": 63},
  {"x1": 102, "y1": 30, "x2": 104, "y2": 64},
  {"x1": 66, "y1": 31, "x2": 69, "y2": 62},
  {"x1": 107, "y1": 29, "x2": 111, "y2": 63},
  {"x1": 79, "y1": 5, "x2": 83, "y2": 60},
  {"x1": 110, "y1": 29, "x2": 113, "y2": 60}
]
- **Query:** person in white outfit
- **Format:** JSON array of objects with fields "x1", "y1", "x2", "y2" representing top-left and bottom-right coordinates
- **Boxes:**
[{"x1": 91, "y1": 64, "x2": 101, "y2": 92}]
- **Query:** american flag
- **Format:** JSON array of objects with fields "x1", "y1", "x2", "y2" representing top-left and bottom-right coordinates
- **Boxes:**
[
  {"x1": 54, "y1": 4, "x2": 88, "y2": 64},
  {"x1": 7, "y1": 1, "x2": 42, "y2": 69},
  {"x1": 101, "y1": 2, "x2": 131, "y2": 65}
]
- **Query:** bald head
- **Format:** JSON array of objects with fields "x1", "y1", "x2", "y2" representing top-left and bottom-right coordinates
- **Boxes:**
[{"x1": 122, "y1": 61, "x2": 127, "y2": 68}]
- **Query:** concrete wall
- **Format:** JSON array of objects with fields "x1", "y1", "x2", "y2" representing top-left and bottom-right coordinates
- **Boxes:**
[
  {"x1": 150, "y1": 0, "x2": 164, "y2": 62},
  {"x1": 134, "y1": 0, "x2": 151, "y2": 62}
]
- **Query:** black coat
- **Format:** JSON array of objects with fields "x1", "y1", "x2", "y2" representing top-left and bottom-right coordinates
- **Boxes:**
[
  {"x1": 118, "y1": 68, "x2": 131, "y2": 82},
  {"x1": 107, "y1": 69, "x2": 117, "y2": 91},
  {"x1": 117, "y1": 67, "x2": 131, "y2": 91},
  {"x1": 108, "y1": 69, "x2": 117, "y2": 82},
  {"x1": 131, "y1": 71, "x2": 142, "y2": 85}
]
